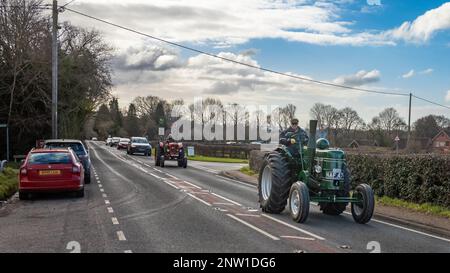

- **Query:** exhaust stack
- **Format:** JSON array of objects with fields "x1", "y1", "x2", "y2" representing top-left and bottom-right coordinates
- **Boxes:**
[{"x1": 307, "y1": 120, "x2": 318, "y2": 172}]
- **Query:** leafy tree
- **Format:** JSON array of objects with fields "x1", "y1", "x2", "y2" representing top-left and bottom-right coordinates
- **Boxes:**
[{"x1": 125, "y1": 103, "x2": 141, "y2": 137}]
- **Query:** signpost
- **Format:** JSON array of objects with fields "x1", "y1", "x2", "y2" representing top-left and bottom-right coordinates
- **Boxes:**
[
  {"x1": 394, "y1": 135, "x2": 400, "y2": 154},
  {"x1": 158, "y1": 127, "x2": 165, "y2": 136},
  {"x1": 0, "y1": 124, "x2": 9, "y2": 161}
]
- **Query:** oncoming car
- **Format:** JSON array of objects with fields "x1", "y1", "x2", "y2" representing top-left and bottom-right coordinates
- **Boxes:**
[
  {"x1": 19, "y1": 148, "x2": 85, "y2": 200},
  {"x1": 127, "y1": 137, "x2": 152, "y2": 156}
]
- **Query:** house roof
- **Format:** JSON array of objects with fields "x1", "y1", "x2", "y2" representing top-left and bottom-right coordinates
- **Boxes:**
[{"x1": 431, "y1": 130, "x2": 450, "y2": 143}]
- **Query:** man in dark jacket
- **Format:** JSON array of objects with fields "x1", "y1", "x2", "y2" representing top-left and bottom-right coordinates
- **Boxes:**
[{"x1": 279, "y1": 118, "x2": 309, "y2": 149}]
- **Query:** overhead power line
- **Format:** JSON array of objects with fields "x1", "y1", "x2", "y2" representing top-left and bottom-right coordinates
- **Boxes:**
[
  {"x1": 64, "y1": 7, "x2": 449, "y2": 110},
  {"x1": 413, "y1": 95, "x2": 450, "y2": 110},
  {"x1": 63, "y1": 7, "x2": 409, "y2": 97}
]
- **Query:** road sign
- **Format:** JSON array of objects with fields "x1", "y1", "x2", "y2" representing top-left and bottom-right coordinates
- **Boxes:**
[
  {"x1": 187, "y1": 146, "x2": 195, "y2": 157},
  {"x1": 394, "y1": 136, "x2": 400, "y2": 142},
  {"x1": 158, "y1": 127, "x2": 165, "y2": 136}
]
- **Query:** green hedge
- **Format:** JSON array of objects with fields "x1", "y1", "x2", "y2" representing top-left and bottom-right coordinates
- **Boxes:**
[
  {"x1": 0, "y1": 167, "x2": 18, "y2": 200},
  {"x1": 346, "y1": 154, "x2": 450, "y2": 208}
]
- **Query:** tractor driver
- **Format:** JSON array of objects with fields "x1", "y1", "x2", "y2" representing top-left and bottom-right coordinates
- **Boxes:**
[
  {"x1": 166, "y1": 134, "x2": 175, "y2": 143},
  {"x1": 279, "y1": 118, "x2": 309, "y2": 149}
]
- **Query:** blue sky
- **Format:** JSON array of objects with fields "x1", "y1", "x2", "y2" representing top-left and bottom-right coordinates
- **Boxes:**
[{"x1": 58, "y1": 0, "x2": 450, "y2": 124}]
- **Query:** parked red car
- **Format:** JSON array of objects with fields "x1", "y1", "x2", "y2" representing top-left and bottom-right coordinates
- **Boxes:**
[{"x1": 19, "y1": 148, "x2": 85, "y2": 200}]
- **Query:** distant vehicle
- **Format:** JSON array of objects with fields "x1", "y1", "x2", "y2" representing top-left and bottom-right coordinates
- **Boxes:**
[
  {"x1": 19, "y1": 148, "x2": 85, "y2": 200},
  {"x1": 250, "y1": 141, "x2": 263, "y2": 145},
  {"x1": 226, "y1": 141, "x2": 237, "y2": 145},
  {"x1": 127, "y1": 137, "x2": 152, "y2": 156},
  {"x1": 156, "y1": 139, "x2": 187, "y2": 168},
  {"x1": 117, "y1": 138, "x2": 130, "y2": 150},
  {"x1": 91, "y1": 137, "x2": 98, "y2": 141},
  {"x1": 110, "y1": 137, "x2": 120, "y2": 147},
  {"x1": 106, "y1": 137, "x2": 112, "y2": 145},
  {"x1": 44, "y1": 139, "x2": 91, "y2": 184}
]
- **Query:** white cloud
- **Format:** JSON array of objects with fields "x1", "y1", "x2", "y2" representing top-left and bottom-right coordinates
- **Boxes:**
[
  {"x1": 367, "y1": 0, "x2": 381, "y2": 6},
  {"x1": 446, "y1": 90, "x2": 450, "y2": 102},
  {"x1": 333, "y1": 70, "x2": 381, "y2": 86},
  {"x1": 385, "y1": 2, "x2": 450, "y2": 43},
  {"x1": 419, "y1": 68, "x2": 433, "y2": 75},
  {"x1": 402, "y1": 69, "x2": 415, "y2": 79}
]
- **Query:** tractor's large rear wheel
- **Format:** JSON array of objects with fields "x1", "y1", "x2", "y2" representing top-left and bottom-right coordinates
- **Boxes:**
[
  {"x1": 321, "y1": 165, "x2": 350, "y2": 215},
  {"x1": 289, "y1": 181, "x2": 310, "y2": 223},
  {"x1": 351, "y1": 184, "x2": 375, "y2": 224},
  {"x1": 258, "y1": 152, "x2": 292, "y2": 214}
]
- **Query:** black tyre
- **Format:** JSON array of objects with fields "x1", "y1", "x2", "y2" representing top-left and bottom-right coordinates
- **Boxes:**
[
  {"x1": 289, "y1": 181, "x2": 310, "y2": 223},
  {"x1": 75, "y1": 188, "x2": 85, "y2": 198},
  {"x1": 178, "y1": 160, "x2": 183, "y2": 167},
  {"x1": 19, "y1": 191, "x2": 29, "y2": 200},
  {"x1": 183, "y1": 158, "x2": 187, "y2": 168},
  {"x1": 351, "y1": 184, "x2": 375, "y2": 224},
  {"x1": 155, "y1": 147, "x2": 161, "y2": 166},
  {"x1": 258, "y1": 151, "x2": 293, "y2": 214},
  {"x1": 321, "y1": 165, "x2": 350, "y2": 215},
  {"x1": 85, "y1": 175, "x2": 91, "y2": 184},
  {"x1": 160, "y1": 156, "x2": 165, "y2": 168}
]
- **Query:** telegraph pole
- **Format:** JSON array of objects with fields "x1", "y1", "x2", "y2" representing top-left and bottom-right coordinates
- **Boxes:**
[
  {"x1": 407, "y1": 92, "x2": 412, "y2": 146},
  {"x1": 52, "y1": 0, "x2": 58, "y2": 139}
]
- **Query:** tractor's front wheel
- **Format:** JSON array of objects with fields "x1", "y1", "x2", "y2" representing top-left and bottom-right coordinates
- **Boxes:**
[
  {"x1": 289, "y1": 182, "x2": 310, "y2": 223},
  {"x1": 258, "y1": 152, "x2": 292, "y2": 214},
  {"x1": 351, "y1": 184, "x2": 375, "y2": 224}
]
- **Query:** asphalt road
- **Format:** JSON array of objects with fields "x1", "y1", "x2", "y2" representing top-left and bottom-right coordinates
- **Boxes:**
[{"x1": 0, "y1": 140, "x2": 449, "y2": 253}]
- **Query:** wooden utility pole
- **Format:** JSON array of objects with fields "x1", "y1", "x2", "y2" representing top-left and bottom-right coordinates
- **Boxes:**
[{"x1": 52, "y1": 0, "x2": 58, "y2": 139}]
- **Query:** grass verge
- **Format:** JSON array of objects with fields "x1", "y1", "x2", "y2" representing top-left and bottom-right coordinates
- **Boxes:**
[
  {"x1": 0, "y1": 168, "x2": 19, "y2": 201},
  {"x1": 187, "y1": 155, "x2": 248, "y2": 164},
  {"x1": 239, "y1": 166, "x2": 258, "y2": 177},
  {"x1": 376, "y1": 196, "x2": 450, "y2": 218}
]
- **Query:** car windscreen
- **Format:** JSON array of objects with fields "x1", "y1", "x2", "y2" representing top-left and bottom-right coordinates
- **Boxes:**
[
  {"x1": 132, "y1": 138, "x2": 148, "y2": 144},
  {"x1": 45, "y1": 142, "x2": 86, "y2": 156},
  {"x1": 28, "y1": 152, "x2": 72, "y2": 165}
]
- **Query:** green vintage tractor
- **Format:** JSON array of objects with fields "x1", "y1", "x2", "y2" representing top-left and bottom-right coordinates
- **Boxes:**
[{"x1": 258, "y1": 120, "x2": 374, "y2": 224}]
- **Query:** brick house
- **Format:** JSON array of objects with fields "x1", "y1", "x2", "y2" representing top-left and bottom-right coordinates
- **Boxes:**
[{"x1": 431, "y1": 130, "x2": 450, "y2": 153}]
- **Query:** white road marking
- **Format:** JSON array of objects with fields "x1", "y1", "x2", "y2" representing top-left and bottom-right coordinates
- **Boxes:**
[
  {"x1": 186, "y1": 193, "x2": 212, "y2": 207},
  {"x1": 227, "y1": 214, "x2": 279, "y2": 241},
  {"x1": 149, "y1": 173, "x2": 161, "y2": 179},
  {"x1": 164, "y1": 173, "x2": 178, "y2": 179},
  {"x1": 117, "y1": 231, "x2": 126, "y2": 241},
  {"x1": 163, "y1": 181, "x2": 180, "y2": 190},
  {"x1": 280, "y1": 235, "x2": 315, "y2": 241},
  {"x1": 261, "y1": 214, "x2": 325, "y2": 241},
  {"x1": 342, "y1": 212, "x2": 450, "y2": 243},
  {"x1": 100, "y1": 189, "x2": 104, "y2": 192},
  {"x1": 107, "y1": 207, "x2": 114, "y2": 213},
  {"x1": 124, "y1": 250, "x2": 133, "y2": 253},
  {"x1": 112, "y1": 217, "x2": 119, "y2": 225},
  {"x1": 213, "y1": 202, "x2": 235, "y2": 206},
  {"x1": 182, "y1": 180, "x2": 202, "y2": 189},
  {"x1": 235, "y1": 213, "x2": 261, "y2": 217},
  {"x1": 98, "y1": 184, "x2": 102, "y2": 188},
  {"x1": 210, "y1": 192, "x2": 242, "y2": 206},
  {"x1": 102, "y1": 193, "x2": 107, "y2": 198},
  {"x1": 104, "y1": 200, "x2": 110, "y2": 205}
]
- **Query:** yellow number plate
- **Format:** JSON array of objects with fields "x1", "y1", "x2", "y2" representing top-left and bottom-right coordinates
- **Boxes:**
[{"x1": 39, "y1": 170, "x2": 61, "y2": 175}]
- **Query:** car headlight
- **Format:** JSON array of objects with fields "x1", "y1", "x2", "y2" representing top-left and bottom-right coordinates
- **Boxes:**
[{"x1": 314, "y1": 165, "x2": 322, "y2": 174}]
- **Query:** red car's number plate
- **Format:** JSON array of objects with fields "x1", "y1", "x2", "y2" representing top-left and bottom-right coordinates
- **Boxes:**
[{"x1": 39, "y1": 170, "x2": 61, "y2": 176}]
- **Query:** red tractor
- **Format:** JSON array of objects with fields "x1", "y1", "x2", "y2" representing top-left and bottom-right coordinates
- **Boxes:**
[{"x1": 155, "y1": 141, "x2": 187, "y2": 168}]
